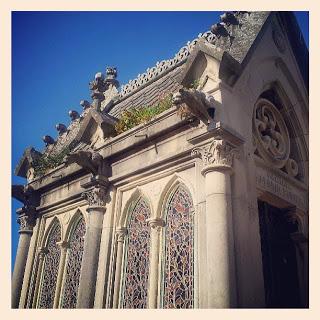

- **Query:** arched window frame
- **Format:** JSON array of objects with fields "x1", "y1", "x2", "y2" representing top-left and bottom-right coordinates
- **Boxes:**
[
  {"x1": 36, "y1": 218, "x2": 62, "y2": 309},
  {"x1": 119, "y1": 193, "x2": 152, "y2": 308},
  {"x1": 159, "y1": 182, "x2": 195, "y2": 309},
  {"x1": 59, "y1": 210, "x2": 87, "y2": 308}
]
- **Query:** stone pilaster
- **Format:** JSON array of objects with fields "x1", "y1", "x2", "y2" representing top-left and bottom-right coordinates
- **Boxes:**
[
  {"x1": 192, "y1": 138, "x2": 239, "y2": 308},
  {"x1": 53, "y1": 241, "x2": 69, "y2": 308},
  {"x1": 76, "y1": 178, "x2": 109, "y2": 308},
  {"x1": 12, "y1": 208, "x2": 36, "y2": 308},
  {"x1": 147, "y1": 217, "x2": 165, "y2": 308},
  {"x1": 112, "y1": 227, "x2": 127, "y2": 308}
]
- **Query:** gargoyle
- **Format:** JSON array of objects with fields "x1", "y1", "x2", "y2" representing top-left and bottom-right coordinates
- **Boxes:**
[
  {"x1": 65, "y1": 150, "x2": 107, "y2": 176},
  {"x1": 173, "y1": 88, "x2": 215, "y2": 125},
  {"x1": 12, "y1": 185, "x2": 38, "y2": 208}
]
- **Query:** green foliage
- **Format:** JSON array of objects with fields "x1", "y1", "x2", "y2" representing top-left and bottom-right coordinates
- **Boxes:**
[
  {"x1": 188, "y1": 78, "x2": 200, "y2": 89},
  {"x1": 33, "y1": 146, "x2": 71, "y2": 177},
  {"x1": 115, "y1": 93, "x2": 173, "y2": 135}
]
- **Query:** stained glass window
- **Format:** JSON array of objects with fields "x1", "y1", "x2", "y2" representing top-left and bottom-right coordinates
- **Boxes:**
[
  {"x1": 61, "y1": 216, "x2": 86, "y2": 308},
  {"x1": 122, "y1": 197, "x2": 151, "y2": 308},
  {"x1": 163, "y1": 185, "x2": 194, "y2": 308},
  {"x1": 38, "y1": 222, "x2": 61, "y2": 308}
]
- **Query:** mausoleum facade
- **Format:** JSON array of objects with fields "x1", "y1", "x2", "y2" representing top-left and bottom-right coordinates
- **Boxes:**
[{"x1": 12, "y1": 11, "x2": 309, "y2": 308}]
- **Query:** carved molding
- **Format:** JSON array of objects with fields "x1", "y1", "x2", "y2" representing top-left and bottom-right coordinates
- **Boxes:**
[
  {"x1": 253, "y1": 98, "x2": 298, "y2": 177},
  {"x1": 192, "y1": 139, "x2": 239, "y2": 172},
  {"x1": 147, "y1": 217, "x2": 165, "y2": 232},
  {"x1": 116, "y1": 227, "x2": 128, "y2": 242}
]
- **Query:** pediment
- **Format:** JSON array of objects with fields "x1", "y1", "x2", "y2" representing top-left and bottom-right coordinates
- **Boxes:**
[
  {"x1": 15, "y1": 147, "x2": 42, "y2": 178},
  {"x1": 179, "y1": 40, "x2": 241, "y2": 92},
  {"x1": 75, "y1": 108, "x2": 118, "y2": 146}
]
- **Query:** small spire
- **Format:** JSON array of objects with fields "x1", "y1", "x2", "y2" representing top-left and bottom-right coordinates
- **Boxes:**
[
  {"x1": 80, "y1": 100, "x2": 91, "y2": 110},
  {"x1": 42, "y1": 135, "x2": 55, "y2": 146},
  {"x1": 69, "y1": 110, "x2": 80, "y2": 121},
  {"x1": 55, "y1": 123, "x2": 67, "y2": 135}
]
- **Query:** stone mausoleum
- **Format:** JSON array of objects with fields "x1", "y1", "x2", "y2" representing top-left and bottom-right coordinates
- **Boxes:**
[{"x1": 12, "y1": 11, "x2": 309, "y2": 308}]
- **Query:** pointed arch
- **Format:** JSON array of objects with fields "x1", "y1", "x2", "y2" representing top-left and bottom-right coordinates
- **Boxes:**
[
  {"x1": 37, "y1": 218, "x2": 62, "y2": 308},
  {"x1": 60, "y1": 209, "x2": 86, "y2": 308},
  {"x1": 160, "y1": 181, "x2": 195, "y2": 308},
  {"x1": 120, "y1": 190, "x2": 152, "y2": 308},
  {"x1": 157, "y1": 174, "x2": 196, "y2": 220}
]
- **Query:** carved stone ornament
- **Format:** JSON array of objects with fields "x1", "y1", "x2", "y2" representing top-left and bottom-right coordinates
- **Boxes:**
[
  {"x1": 82, "y1": 185, "x2": 108, "y2": 207},
  {"x1": 191, "y1": 139, "x2": 238, "y2": 170},
  {"x1": 17, "y1": 214, "x2": 36, "y2": 233},
  {"x1": 116, "y1": 227, "x2": 128, "y2": 242},
  {"x1": 253, "y1": 98, "x2": 298, "y2": 177},
  {"x1": 147, "y1": 217, "x2": 165, "y2": 232}
]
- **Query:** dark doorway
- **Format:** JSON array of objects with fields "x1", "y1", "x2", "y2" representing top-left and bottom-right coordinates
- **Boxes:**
[{"x1": 258, "y1": 200, "x2": 301, "y2": 308}]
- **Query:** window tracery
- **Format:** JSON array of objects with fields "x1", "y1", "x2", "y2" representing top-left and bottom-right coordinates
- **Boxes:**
[
  {"x1": 122, "y1": 197, "x2": 151, "y2": 308},
  {"x1": 162, "y1": 185, "x2": 194, "y2": 309},
  {"x1": 37, "y1": 222, "x2": 61, "y2": 309},
  {"x1": 60, "y1": 216, "x2": 86, "y2": 308}
]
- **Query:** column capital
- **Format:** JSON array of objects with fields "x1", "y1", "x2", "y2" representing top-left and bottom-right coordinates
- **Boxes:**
[
  {"x1": 115, "y1": 227, "x2": 128, "y2": 242},
  {"x1": 17, "y1": 212, "x2": 36, "y2": 234},
  {"x1": 37, "y1": 247, "x2": 49, "y2": 258},
  {"x1": 57, "y1": 240, "x2": 70, "y2": 250},
  {"x1": 191, "y1": 138, "x2": 239, "y2": 176},
  {"x1": 147, "y1": 217, "x2": 165, "y2": 231}
]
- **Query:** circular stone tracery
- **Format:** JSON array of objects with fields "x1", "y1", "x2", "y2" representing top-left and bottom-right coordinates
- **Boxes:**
[{"x1": 253, "y1": 98, "x2": 290, "y2": 169}]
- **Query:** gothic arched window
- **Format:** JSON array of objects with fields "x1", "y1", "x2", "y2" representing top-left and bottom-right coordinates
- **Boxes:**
[
  {"x1": 60, "y1": 216, "x2": 86, "y2": 308},
  {"x1": 162, "y1": 184, "x2": 194, "y2": 309},
  {"x1": 38, "y1": 221, "x2": 61, "y2": 308},
  {"x1": 122, "y1": 197, "x2": 151, "y2": 308}
]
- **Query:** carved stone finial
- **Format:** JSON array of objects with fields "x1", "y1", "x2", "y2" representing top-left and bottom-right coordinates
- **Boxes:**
[
  {"x1": 106, "y1": 67, "x2": 117, "y2": 79},
  {"x1": 80, "y1": 100, "x2": 91, "y2": 110},
  {"x1": 55, "y1": 123, "x2": 67, "y2": 135},
  {"x1": 42, "y1": 135, "x2": 55, "y2": 146},
  {"x1": 173, "y1": 88, "x2": 215, "y2": 124},
  {"x1": 220, "y1": 12, "x2": 238, "y2": 26},
  {"x1": 89, "y1": 72, "x2": 108, "y2": 111},
  {"x1": 210, "y1": 23, "x2": 229, "y2": 38},
  {"x1": 192, "y1": 139, "x2": 239, "y2": 174},
  {"x1": 69, "y1": 110, "x2": 80, "y2": 121}
]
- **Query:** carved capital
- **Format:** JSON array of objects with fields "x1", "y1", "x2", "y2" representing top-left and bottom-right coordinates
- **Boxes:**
[
  {"x1": 17, "y1": 208, "x2": 37, "y2": 234},
  {"x1": 37, "y1": 247, "x2": 49, "y2": 259},
  {"x1": 147, "y1": 217, "x2": 165, "y2": 232},
  {"x1": 82, "y1": 184, "x2": 108, "y2": 207},
  {"x1": 57, "y1": 240, "x2": 70, "y2": 250},
  {"x1": 116, "y1": 227, "x2": 128, "y2": 242},
  {"x1": 192, "y1": 139, "x2": 239, "y2": 174}
]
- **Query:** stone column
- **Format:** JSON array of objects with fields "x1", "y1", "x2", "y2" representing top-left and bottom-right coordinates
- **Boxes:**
[
  {"x1": 147, "y1": 217, "x2": 165, "y2": 308},
  {"x1": 53, "y1": 241, "x2": 69, "y2": 308},
  {"x1": 76, "y1": 180, "x2": 108, "y2": 308},
  {"x1": 12, "y1": 210, "x2": 36, "y2": 308},
  {"x1": 32, "y1": 247, "x2": 48, "y2": 308},
  {"x1": 192, "y1": 138, "x2": 239, "y2": 308},
  {"x1": 112, "y1": 227, "x2": 127, "y2": 308}
]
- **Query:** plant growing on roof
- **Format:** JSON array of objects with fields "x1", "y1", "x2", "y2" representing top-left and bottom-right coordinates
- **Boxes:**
[{"x1": 114, "y1": 93, "x2": 174, "y2": 135}]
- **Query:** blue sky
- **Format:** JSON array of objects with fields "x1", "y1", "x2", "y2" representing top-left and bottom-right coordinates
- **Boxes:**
[{"x1": 11, "y1": 11, "x2": 309, "y2": 270}]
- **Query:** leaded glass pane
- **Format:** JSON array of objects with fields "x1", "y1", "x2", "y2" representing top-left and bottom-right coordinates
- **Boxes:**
[
  {"x1": 122, "y1": 197, "x2": 151, "y2": 308},
  {"x1": 38, "y1": 222, "x2": 61, "y2": 308},
  {"x1": 163, "y1": 185, "x2": 194, "y2": 308},
  {"x1": 60, "y1": 216, "x2": 86, "y2": 308}
]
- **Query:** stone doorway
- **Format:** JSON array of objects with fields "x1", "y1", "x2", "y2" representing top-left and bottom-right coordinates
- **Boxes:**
[{"x1": 258, "y1": 200, "x2": 301, "y2": 308}]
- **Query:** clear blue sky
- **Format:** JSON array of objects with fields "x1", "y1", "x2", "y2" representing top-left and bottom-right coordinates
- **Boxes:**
[{"x1": 11, "y1": 11, "x2": 309, "y2": 270}]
